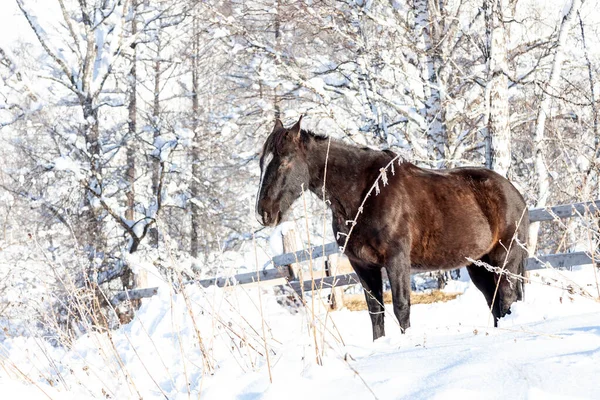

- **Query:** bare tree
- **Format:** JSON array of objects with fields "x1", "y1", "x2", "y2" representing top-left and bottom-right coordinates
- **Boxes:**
[
  {"x1": 578, "y1": 11, "x2": 600, "y2": 199},
  {"x1": 528, "y1": 0, "x2": 582, "y2": 255},
  {"x1": 16, "y1": 0, "x2": 132, "y2": 260}
]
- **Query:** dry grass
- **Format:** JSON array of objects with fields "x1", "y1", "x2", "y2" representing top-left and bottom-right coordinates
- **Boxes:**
[{"x1": 343, "y1": 290, "x2": 461, "y2": 312}]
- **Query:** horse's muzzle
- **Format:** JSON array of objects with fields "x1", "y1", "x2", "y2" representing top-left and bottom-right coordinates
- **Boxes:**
[
  {"x1": 261, "y1": 211, "x2": 281, "y2": 226},
  {"x1": 257, "y1": 206, "x2": 280, "y2": 227},
  {"x1": 256, "y1": 198, "x2": 280, "y2": 226}
]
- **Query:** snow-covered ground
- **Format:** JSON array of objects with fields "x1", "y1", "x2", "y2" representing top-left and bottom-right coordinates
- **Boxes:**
[{"x1": 1, "y1": 266, "x2": 600, "y2": 399}]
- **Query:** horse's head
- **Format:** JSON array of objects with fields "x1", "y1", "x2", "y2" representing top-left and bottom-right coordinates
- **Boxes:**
[{"x1": 256, "y1": 116, "x2": 310, "y2": 226}]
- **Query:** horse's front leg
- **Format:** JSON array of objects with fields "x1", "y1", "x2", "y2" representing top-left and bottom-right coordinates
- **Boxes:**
[
  {"x1": 352, "y1": 262, "x2": 385, "y2": 340},
  {"x1": 384, "y1": 254, "x2": 411, "y2": 333}
]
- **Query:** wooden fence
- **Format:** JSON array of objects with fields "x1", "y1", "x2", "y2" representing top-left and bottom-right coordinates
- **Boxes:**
[{"x1": 110, "y1": 200, "x2": 600, "y2": 305}]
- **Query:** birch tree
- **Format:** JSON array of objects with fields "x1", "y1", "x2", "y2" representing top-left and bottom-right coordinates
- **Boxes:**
[
  {"x1": 528, "y1": 0, "x2": 582, "y2": 255},
  {"x1": 414, "y1": 0, "x2": 447, "y2": 167},
  {"x1": 483, "y1": 0, "x2": 511, "y2": 177}
]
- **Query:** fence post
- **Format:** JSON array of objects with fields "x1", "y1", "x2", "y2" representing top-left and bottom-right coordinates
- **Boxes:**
[
  {"x1": 325, "y1": 256, "x2": 345, "y2": 310},
  {"x1": 282, "y1": 229, "x2": 301, "y2": 292}
]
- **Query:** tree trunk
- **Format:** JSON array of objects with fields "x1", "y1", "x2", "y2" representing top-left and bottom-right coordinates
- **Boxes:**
[
  {"x1": 152, "y1": 42, "x2": 162, "y2": 193},
  {"x1": 126, "y1": 3, "x2": 137, "y2": 223},
  {"x1": 128, "y1": 0, "x2": 147, "y2": 291},
  {"x1": 82, "y1": 96, "x2": 106, "y2": 262},
  {"x1": 273, "y1": 0, "x2": 281, "y2": 119},
  {"x1": 414, "y1": 0, "x2": 447, "y2": 168},
  {"x1": 149, "y1": 37, "x2": 162, "y2": 249},
  {"x1": 483, "y1": 0, "x2": 511, "y2": 177},
  {"x1": 351, "y1": 2, "x2": 385, "y2": 139},
  {"x1": 528, "y1": 0, "x2": 582, "y2": 255},
  {"x1": 190, "y1": 12, "x2": 202, "y2": 259}
]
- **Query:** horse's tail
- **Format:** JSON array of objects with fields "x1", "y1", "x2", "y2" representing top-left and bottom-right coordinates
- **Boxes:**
[{"x1": 517, "y1": 250, "x2": 526, "y2": 302}]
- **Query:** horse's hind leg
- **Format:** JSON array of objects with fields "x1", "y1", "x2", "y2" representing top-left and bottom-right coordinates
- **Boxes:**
[
  {"x1": 487, "y1": 242, "x2": 526, "y2": 318},
  {"x1": 466, "y1": 259, "x2": 501, "y2": 326},
  {"x1": 353, "y1": 263, "x2": 385, "y2": 340},
  {"x1": 468, "y1": 246, "x2": 526, "y2": 326}
]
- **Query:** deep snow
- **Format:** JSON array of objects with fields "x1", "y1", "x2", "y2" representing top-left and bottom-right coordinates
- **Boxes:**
[{"x1": 1, "y1": 266, "x2": 600, "y2": 399}]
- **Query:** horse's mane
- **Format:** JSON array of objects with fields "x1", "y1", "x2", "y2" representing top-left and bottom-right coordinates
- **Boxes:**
[
  {"x1": 302, "y1": 129, "x2": 328, "y2": 141},
  {"x1": 268, "y1": 126, "x2": 398, "y2": 163},
  {"x1": 302, "y1": 129, "x2": 398, "y2": 160}
]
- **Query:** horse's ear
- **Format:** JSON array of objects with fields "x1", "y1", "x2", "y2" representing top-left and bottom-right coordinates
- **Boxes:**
[
  {"x1": 289, "y1": 115, "x2": 303, "y2": 142},
  {"x1": 273, "y1": 118, "x2": 284, "y2": 132}
]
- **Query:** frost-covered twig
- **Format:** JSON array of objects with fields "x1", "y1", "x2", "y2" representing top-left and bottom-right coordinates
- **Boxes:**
[
  {"x1": 340, "y1": 154, "x2": 401, "y2": 255},
  {"x1": 300, "y1": 185, "x2": 323, "y2": 366},
  {"x1": 253, "y1": 234, "x2": 272, "y2": 382},
  {"x1": 177, "y1": 274, "x2": 215, "y2": 374}
]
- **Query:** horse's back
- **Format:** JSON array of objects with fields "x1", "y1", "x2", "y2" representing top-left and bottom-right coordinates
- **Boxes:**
[{"x1": 406, "y1": 163, "x2": 526, "y2": 221}]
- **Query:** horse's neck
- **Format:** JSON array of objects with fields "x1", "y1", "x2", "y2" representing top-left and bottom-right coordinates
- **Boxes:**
[{"x1": 307, "y1": 140, "x2": 383, "y2": 219}]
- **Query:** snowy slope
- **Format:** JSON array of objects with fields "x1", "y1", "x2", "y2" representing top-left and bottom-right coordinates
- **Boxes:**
[
  {"x1": 330, "y1": 313, "x2": 600, "y2": 400},
  {"x1": 1, "y1": 267, "x2": 600, "y2": 399}
]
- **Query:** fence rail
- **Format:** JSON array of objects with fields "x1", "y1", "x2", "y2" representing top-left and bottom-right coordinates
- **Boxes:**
[
  {"x1": 528, "y1": 200, "x2": 600, "y2": 222},
  {"x1": 111, "y1": 200, "x2": 600, "y2": 305}
]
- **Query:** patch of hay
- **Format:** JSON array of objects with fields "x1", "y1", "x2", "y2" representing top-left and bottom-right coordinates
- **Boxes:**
[{"x1": 343, "y1": 290, "x2": 461, "y2": 312}]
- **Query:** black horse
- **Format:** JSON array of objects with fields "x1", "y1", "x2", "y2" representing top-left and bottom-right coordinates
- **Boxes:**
[{"x1": 257, "y1": 117, "x2": 529, "y2": 340}]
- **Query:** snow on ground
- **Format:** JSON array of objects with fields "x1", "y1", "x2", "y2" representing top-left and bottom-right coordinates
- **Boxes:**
[{"x1": 1, "y1": 266, "x2": 600, "y2": 399}]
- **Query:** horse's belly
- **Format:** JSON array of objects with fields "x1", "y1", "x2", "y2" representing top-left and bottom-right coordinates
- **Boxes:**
[
  {"x1": 410, "y1": 263, "x2": 453, "y2": 272},
  {"x1": 410, "y1": 255, "x2": 475, "y2": 272},
  {"x1": 411, "y1": 224, "x2": 495, "y2": 271}
]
